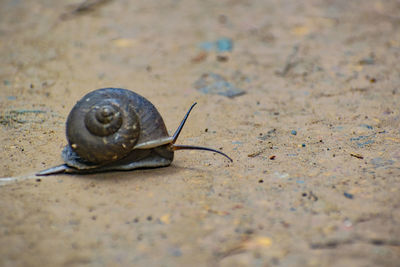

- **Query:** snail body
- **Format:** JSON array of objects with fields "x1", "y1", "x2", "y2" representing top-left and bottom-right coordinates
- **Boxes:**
[{"x1": 37, "y1": 88, "x2": 232, "y2": 175}]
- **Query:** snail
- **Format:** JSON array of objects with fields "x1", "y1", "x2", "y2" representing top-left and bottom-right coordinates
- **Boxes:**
[{"x1": 37, "y1": 88, "x2": 232, "y2": 176}]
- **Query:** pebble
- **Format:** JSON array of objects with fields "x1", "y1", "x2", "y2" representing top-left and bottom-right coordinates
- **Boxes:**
[
  {"x1": 343, "y1": 192, "x2": 354, "y2": 199},
  {"x1": 216, "y1": 38, "x2": 233, "y2": 52},
  {"x1": 199, "y1": 41, "x2": 214, "y2": 51},
  {"x1": 359, "y1": 56, "x2": 375, "y2": 65},
  {"x1": 194, "y1": 72, "x2": 245, "y2": 98},
  {"x1": 232, "y1": 141, "x2": 243, "y2": 145},
  {"x1": 168, "y1": 247, "x2": 182, "y2": 257},
  {"x1": 360, "y1": 124, "x2": 373, "y2": 130},
  {"x1": 199, "y1": 38, "x2": 233, "y2": 52},
  {"x1": 274, "y1": 172, "x2": 289, "y2": 179}
]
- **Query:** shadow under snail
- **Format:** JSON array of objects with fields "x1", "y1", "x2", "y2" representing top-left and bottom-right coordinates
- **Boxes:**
[{"x1": 37, "y1": 88, "x2": 232, "y2": 176}]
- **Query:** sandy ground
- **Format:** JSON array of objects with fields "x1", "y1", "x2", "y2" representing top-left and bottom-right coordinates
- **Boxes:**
[{"x1": 1, "y1": 0, "x2": 400, "y2": 266}]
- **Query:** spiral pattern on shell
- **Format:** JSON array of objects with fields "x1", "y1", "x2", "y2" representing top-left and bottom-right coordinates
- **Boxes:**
[{"x1": 66, "y1": 89, "x2": 142, "y2": 164}]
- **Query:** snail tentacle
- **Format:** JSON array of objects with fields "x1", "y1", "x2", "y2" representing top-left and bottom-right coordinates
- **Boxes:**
[
  {"x1": 172, "y1": 144, "x2": 233, "y2": 162},
  {"x1": 172, "y1": 102, "x2": 197, "y2": 143}
]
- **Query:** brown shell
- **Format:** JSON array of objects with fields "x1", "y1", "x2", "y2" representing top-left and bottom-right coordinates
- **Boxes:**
[{"x1": 66, "y1": 88, "x2": 169, "y2": 164}]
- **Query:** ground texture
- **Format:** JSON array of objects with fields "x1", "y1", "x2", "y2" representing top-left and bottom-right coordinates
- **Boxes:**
[{"x1": 1, "y1": 0, "x2": 400, "y2": 266}]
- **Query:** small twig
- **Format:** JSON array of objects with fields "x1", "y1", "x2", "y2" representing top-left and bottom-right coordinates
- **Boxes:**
[
  {"x1": 361, "y1": 237, "x2": 400, "y2": 247},
  {"x1": 215, "y1": 245, "x2": 246, "y2": 260},
  {"x1": 0, "y1": 110, "x2": 47, "y2": 125},
  {"x1": 276, "y1": 44, "x2": 299, "y2": 76},
  {"x1": 310, "y1": 234, "x2": 400, "y2": 249},
  {"x1": 310, "y1": 238, "x2": 354, "y2": 249},
  {"x1": 247, "y1": 147, "x2": 268, "y2": 158},
  {"x1": 61, "y1": 0, "x2": 112, "y2": 19},
  {"x1": 73, "y1": 0, "x2": 112, "y2": 13},
  {"x1": 350, "y1": 153, "x2": 364, "y2": 159},
  {"x1": 9, "y1": 110, "x2": 46, "y2": 115}
]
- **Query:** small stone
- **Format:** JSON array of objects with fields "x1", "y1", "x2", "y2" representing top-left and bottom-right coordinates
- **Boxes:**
[
  {"x1": 216, "y1": 38, "x2": 233, "y2": 52},
  {"x1": 216, "y1": 55, "x2": 229, "y2": 62},
  {"x1": 343, "y1": 192, "x2": 354, "y2": 199},
  {"x1": 194, "y1": 72, "x2": 245, "y2": 98}
]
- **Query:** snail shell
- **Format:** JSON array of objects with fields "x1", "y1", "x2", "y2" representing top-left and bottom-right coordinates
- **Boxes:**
[{"x1": 65, "y1": 88, "x2": 170, "y2": 167}]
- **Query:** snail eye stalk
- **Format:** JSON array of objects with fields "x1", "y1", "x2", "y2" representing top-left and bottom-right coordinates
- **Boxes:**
[
  {"x1": 172, "y1": 102, "x2": 197, "y2": 143},
  {"x1": 172, "y1": 144, "x2": 233, "y2": 162},
  {"x1": 172, "y1": 103, "x2": 233, "y2": 162}
]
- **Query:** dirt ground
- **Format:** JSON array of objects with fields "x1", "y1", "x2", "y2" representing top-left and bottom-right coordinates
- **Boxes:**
[{"x1": 1, "y1": 0, "x2": 400, "y2": 266}]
